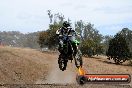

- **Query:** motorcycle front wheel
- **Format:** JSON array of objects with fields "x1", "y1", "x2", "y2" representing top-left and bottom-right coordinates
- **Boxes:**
[{"x1": 74, "y1": 50, "x2": 83, "y2": 68}]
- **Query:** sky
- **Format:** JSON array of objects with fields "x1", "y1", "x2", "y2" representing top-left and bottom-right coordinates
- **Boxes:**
[{"x1": 0, "y1": 0, "x2": 132, "y2": 35}]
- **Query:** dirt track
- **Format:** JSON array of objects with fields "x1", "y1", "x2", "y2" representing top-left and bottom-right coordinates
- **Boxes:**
[{"x1": 0, "y1": 46, "x2": 132, "y2": 88}]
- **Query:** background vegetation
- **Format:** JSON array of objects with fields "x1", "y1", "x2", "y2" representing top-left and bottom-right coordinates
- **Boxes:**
[{"x1": 0, "y1": 10, "x2": 132, "y2": 64}]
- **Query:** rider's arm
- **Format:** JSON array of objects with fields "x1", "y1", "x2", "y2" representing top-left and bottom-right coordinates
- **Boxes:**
[
  {"x1": 56, "y1": 28, "x2": 60, "y2": 36},
  {"x1": 56, "y1": 28, "x2": 63, "y2": 39},
  {"x1": 71, "y1": 29, "x2": 81, "y2": 38}
]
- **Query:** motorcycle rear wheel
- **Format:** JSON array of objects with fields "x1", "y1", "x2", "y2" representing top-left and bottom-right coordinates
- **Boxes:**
[{"x1": 58, "y1": 54, "x2": 68, "y2": 71}]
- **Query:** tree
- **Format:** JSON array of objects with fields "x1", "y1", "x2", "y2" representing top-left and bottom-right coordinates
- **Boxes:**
[
  {"x1": 118, "y1": 28, "x2": 132, "y2": 53},
  {"x1": 47, "y1": 10, "x2": 53, "y2": 23},
  {"x1": 39, "y1": 10, "x2": 104, "y2": 53},
  {"x1": 46, "y1": 23, "x2": 61, "y2": 49},
  {"x1": 107, "y1": 33, "x2": 131, "y2": 64},
  {"x1": 75, "y1": 21, "x2": 103, "y2": 56},
  {"x1": 38, "y1": 31, "x2": 48, "y2": 48},
  {"x1": 38, "y1": 23, "x2": 61, "y2": 49},
  {"x1": 38, "y1": 11, "x2": 65, "y2": 50},
  {"x1": 80, "y1": 39, "x2": 96, "y2": 57},
  {"x1": 102, "y1": 35, "x2": 113, "y2": 54},
  {"x1": 75, "y1": 20, "x2": 84, "y2": 40}
]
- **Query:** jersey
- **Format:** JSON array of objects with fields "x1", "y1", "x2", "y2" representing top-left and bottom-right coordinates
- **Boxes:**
[{"x1": 56, "y1": 27, "x2": 77, "y2": 37}]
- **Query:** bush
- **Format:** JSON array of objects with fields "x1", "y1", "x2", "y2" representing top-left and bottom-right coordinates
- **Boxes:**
[{"x1": 107, "y1": 33, "x2": 131, "y2": 64}]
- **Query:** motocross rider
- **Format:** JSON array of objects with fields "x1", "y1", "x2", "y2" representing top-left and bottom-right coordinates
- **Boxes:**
[{"x1": 56, "y1": 21, "x2": 80, "y2": 56}]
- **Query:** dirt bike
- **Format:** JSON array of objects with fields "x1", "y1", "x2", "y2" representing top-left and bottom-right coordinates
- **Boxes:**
[{"x1": 58, "y1": 34, "x2": 83, "y2": 71}]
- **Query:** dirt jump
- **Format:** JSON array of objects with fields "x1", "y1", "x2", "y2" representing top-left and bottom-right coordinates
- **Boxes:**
[{"x1": 0, "y1": 46, "x2": 132, "y2": 88}]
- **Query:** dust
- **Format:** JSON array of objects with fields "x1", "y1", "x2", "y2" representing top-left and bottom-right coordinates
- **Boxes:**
[{"x1": 36, "y1": 58, "x2": 77, "y2": 84}]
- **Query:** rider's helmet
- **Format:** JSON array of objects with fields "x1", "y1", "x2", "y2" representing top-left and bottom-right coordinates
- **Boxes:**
[{"x1": 63, "y1": 21, "x2": 70, "y2": 28}]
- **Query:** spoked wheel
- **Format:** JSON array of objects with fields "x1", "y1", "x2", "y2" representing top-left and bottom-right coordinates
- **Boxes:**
[
  {"x1": 58, "y1": 54, "x2": 68, "y2": 71},
  {"x1": 74, "y1": 50, "x2": 83, "y2": 68}
]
